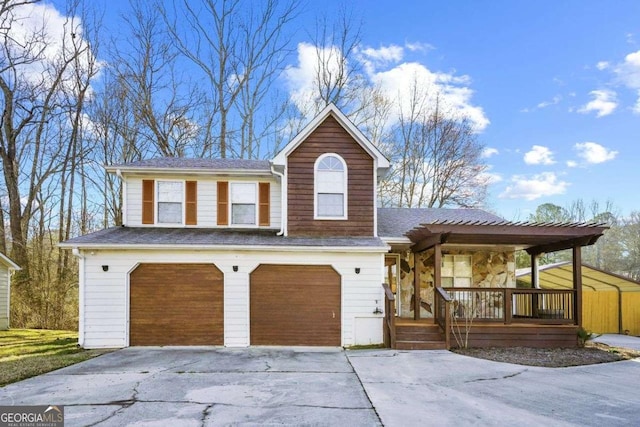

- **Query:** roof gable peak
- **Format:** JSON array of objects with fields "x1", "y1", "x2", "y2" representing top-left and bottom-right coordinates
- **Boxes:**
[{"x1": 272, "y1": 103, "x2": 390, "y2": 169}]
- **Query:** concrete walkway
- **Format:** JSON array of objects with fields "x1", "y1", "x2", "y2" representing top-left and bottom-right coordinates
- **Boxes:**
[
  {"x1": 594, "y1": 333, "x2": 640, "y2": 351},
  {"x1": 348, "y1": 349, "x2": 640, "y2": 426},
  {"x1": 1, "y1": 346, "x2": 640, "y2": 426}
]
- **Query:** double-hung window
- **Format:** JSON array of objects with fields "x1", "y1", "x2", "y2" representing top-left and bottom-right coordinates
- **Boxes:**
[
  {"x1": 441, "y1": 255, "x2": 473, "y2": 287},
  {"x1": 157, "y1": 181, "x2": 183, "y2": 224},
  {"x1": 315, "y1": 154, "x2": 347, "y2": 219},
  {"x1": 230, "y1": 182, "x2": 257, "y2": 225}
]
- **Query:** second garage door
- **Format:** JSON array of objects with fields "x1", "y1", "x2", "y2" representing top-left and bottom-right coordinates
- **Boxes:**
[
  {"x1": 250, "y1": 264, "x2": 341, "y2": 346},
  {"x1": 129, "y1": 263, "x2": 223, "y2": 346}
]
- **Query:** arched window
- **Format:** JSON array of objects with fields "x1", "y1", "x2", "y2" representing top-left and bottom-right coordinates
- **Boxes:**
[{"x1": 314, "y1": 153, "x2": 347, "y2": 219}]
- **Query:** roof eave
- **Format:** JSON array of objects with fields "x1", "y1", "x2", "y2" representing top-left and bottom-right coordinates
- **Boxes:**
[
  {"x1": 105, "y1": 166, "x2": 274, "y2": 177},
  {"x1": 59, "y1": 242, "x2": 390, "y2": 253}
]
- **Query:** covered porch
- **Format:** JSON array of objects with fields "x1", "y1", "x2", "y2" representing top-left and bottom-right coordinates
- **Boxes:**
[{"x1": 382, "y1": 219, "x2": 608, "y2": 349}]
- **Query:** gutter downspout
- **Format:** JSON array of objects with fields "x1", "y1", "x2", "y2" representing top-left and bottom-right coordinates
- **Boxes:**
[
  {"x1": 116, "y1": 169, "x2": 126, "y2": 226},
  {"x1": 270, "y1": 164, "x2": 285, "y2": 236},
  {"x1": 72, "y1": 248, "x2": 86, "y2": 348}
]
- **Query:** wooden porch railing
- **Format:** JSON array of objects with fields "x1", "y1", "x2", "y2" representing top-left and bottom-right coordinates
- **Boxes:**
[
  {"x1": 444, "y1": 287, "x2": 576, "y2": 325},
  {"x1": 382, "y1": 282, "x2": 396, "y2": 348},
  {"x1": 434, "y1": 286, "x2": 452, "y2": 349}
]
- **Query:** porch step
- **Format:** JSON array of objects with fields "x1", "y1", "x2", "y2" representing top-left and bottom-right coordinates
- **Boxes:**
[
  {"x1": 394, "y1": 323, "x2": 447, "y2": 350},
  {"x1": 395, "y1": 340, "x2": 448, "y2": 350},
  {"x1": 395, "y1": 324, "x2": 445, "y2": 342}
]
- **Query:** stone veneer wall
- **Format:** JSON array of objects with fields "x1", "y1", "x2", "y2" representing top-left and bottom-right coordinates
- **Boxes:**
[{"x1": 397, "y1": 249, "x2": 516, "y2": 318}]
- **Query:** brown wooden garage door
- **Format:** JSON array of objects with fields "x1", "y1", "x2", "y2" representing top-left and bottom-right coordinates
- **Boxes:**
[
  {"x1": 129, "y1": 263, "x2": 223, "y2": 345},
  {"x1": 250, "y1": 264, "x2": 341, "y2": 346}
]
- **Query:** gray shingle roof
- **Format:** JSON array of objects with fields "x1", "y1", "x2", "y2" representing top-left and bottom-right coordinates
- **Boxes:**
[
  {"x1": 109, "y1": 157, "x2": 272, "y2": 171},
  {"x1": 377, "y1": 207, "x2": 505, "y2": 238},
  {"x1": 60, "y1": 227, "x2": 387, "y2": 249}
]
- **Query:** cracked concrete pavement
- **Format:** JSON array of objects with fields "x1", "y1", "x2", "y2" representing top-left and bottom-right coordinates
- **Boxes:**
[
  {"x1": 0, "y1": 347, "x2": 380, "y2": 426},
  {"x1": 349, "y1": 349, "x2": 640, "y2": 426},
  {"x1": 1, "y1": 346, "x2": 640, "y2": 426}
]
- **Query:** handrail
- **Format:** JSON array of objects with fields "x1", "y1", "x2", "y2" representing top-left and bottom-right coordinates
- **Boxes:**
[
  {"x1": 382, "y1": 282, "x2": 395, "y2": 301},
  {"x1": 435, "y1": 286, "x2": 453, "y2": 302},
  {"x1": 434, "y1": 287, "x2": 452, "y2": 349},
  {"x1": 381, "y1": 283, "x2": 396, "y2": 348},
  {"x1": 443, "y1": 287, "x2": 576, "y2": 325}
]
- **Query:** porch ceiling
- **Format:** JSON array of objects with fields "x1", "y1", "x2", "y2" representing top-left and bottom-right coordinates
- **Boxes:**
[{"x1": 406, "y1": 220, "x2": 608, "y2": 254}]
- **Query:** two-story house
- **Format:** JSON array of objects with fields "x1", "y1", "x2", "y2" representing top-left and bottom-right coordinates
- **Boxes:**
[{"x1": 61, "y1": 104, "x2": 608, "y2": 349}]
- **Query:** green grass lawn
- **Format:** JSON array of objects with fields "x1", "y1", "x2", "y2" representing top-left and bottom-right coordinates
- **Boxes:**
[{"x1": 0, "y1": 329, "x2": 110, "y2": 386}]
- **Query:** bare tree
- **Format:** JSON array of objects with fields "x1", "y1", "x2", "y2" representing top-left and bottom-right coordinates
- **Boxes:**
[
  {"x1": 381, "y1": 81, "x2": 488, "y2": 208},
  {"x1": 112, "y1": 0, "x2": 201, "y2": 158},
  {"x1": 0, "y1": 0, "x2": 93, "y2": 272}
]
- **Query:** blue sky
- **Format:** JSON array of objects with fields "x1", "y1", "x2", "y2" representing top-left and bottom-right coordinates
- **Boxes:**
[
  {"x1": 47, "y1": 0, "x2": 640, "y2": 220},
  {"x1": 335, "y1": 0, "x2": 640, "y2": 220}
]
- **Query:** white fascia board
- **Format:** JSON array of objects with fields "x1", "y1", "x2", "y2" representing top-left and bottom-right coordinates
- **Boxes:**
[
  {"x1": 0, "y1": 253, "x2": 20, "y2": 270},
  {"x1": 380, "y1": 236, "x2": 412, "y2": 245},
  {"x1": 272, "y1": 103, "x2": 390, "y2": 169},
  {"x1": 105, "y1": 166, "x2": 274, "y2": 178},
  {"x1": 60, "y1": 243, "x2": 391, "y2": 253}
]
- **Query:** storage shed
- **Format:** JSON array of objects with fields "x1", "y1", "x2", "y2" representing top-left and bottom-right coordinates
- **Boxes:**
[{"x1": 516, "y1": 262, "x2": 640, "y2": 336}]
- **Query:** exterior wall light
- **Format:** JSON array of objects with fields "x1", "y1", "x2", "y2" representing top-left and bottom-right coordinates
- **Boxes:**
[
  {"x1": 102, "y1": 265, "x2": 109, "y2": 272},
  {"x1": 355, "y1": 267, "x2": 361, "y2": 274},
  {"x1": 233, "y1": 265, "x2": 239, "y2": 272}
]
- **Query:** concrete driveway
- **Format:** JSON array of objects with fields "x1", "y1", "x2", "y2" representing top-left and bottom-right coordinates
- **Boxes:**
[
  {"x1": 0, "y1": 347, "x2": 379, "y2": 426},
  {"x1": 1, "y1": 346, "x2": 640, "y2": 426}
]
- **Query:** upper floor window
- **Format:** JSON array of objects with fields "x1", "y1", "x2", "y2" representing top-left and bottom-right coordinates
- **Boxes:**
[
  {"x1": 230, "y1": 182, "x2": 257, "y2": 225},
  {"x1": 314, "y1": 153, "x2": 347, "y2": 219},
  {"x1": 157, "y1": 181, "x2": 183, "y2": 224}
]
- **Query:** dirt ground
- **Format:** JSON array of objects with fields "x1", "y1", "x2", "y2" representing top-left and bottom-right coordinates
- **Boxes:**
[{"x1": 452, "y1": 342, "x2": 640, "y2": 367}]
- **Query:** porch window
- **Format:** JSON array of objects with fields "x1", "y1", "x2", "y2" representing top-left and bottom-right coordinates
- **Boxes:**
[
  {"x1": 157, "y1": 181, "x2": 183, "y2": 224},
  {"x1": 230, "y1": 182, "x2": 257, "y2": 225},
  {"x1": 441, "y1": 255, "x2": 472, "y2": 287},
  {"x1": 314, "y1": 153, "x2": 347, "y2": 219}
]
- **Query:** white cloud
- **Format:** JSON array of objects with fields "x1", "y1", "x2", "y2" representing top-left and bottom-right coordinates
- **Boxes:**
[
  {"x1": 283, "y1": 42, "x2": 348, "y2": 116},
  {"x1": 634, "y1": 91, "x2": 640, "y2": 114},
  {"x1": 524, "y1": 145, "x2": 555, "y2": 165},
  {"x1": 283, "y1": 42, "x2": 489, "y2": 132},
  {"x1": 358, "y1": 44, "x2": 404, "y2": 74},
  {"x1": 596, "y1": 61, "x2": 610, "y2": 70},
  {"x1": 372, "y1": 62, "x2": 489, "y2": 132},
  {"x1": 480, "y1": 170, "x2": 502, "y2": 184},
  {"x1": 577, "y1": 89, "x2": 618, "y2": 117},
  {"x1": 481, "y1": 147, "x2": 499, "y2": 158},
  {"x1": 566, "y1": 160, "x2": 578, "y2": 168},
  {"x1": 500, "y1": 172, "x2": 569, "y2": 201},
  {"x1": 5, "y1": 2, "x2": 98, "y2": 90},
  {"x1": 536, "y1": 95, "x2": 562, "y2": 109},
  {"x1": 574, "y1": 142, "x2": 618, "y2": 164},
  {"x1": 405, "y1": 41, "x2": 434, "y2": 52}
]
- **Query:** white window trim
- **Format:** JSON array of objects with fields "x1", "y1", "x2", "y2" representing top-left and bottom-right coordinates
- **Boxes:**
[
  {"x1": 314, "y1": 153, "x2": 348, "y2": 220},
  {"x1": 229, "y1": 181, "x2": 259, "y2": 227},
  {"x1": 155, "y1": 179, "x2": 185, "y2": 227}
]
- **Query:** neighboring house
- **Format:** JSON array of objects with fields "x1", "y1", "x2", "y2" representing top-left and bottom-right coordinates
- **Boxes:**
[
  {"x1": 60, "y1": 104, "x2": 608, "y2": 349},
  {"x1": 0, "y1": 253, "x2": 21, "y2": 330},
  {"x1": 517, "y1": 262, "x2": 640, "y2": 336}
]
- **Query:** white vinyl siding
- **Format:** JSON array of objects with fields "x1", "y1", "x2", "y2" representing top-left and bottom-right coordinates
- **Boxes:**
[
  {"x1": 79, "y1": 249, "x2": 384, "y2": 349},
  {"x1": 124, "y1": 176, "x2": 281, "y2": 228},
  {"x1": 0, "y1": 267, "x2": 8, "y2": 330}
]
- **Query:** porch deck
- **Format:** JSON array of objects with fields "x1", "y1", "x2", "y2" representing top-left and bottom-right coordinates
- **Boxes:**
[{"x1": 382, "y1": 284, "x2": 580, "y2": 349}]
